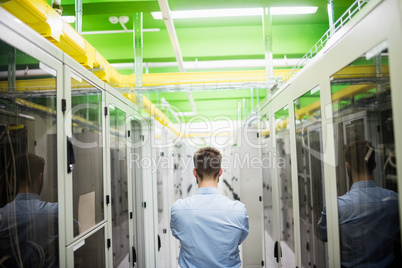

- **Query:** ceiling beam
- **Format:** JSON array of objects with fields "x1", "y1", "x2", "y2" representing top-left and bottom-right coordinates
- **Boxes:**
[
  {"x1": 262, "y1": 7, "x2": 273, "y2": 80},
  {"x1": 134, "y1": 12, "x2": 143, "y2": 86},
  {"x1": 75, "y1": 0, "x2": 82, "y2": 34},
  {"x1": 157, "y1": 0, "x2": 185, "y2": 72}
]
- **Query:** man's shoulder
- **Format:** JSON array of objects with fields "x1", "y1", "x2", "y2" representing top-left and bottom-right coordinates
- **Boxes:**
[
  {"x1": 227, "y1": 197, "x2": 246, "y2": 209},
  {"x1": 381, "y1": 187, "x2": 399, "y2": 197},
  {"x1": 337, "y1": 185, "x2": 399, "y2": 210},
  {"x1": 215, "y1": 196, "x2": 247, "y2": 215},
  {"x1": 171, "y1": 196, "x2": 192, "y2": 210},
  {"x1": 26, "y1": 199, "x2": 58, "y2": 215},
  {"x1": 42, "y1": 201, "x2": 58, "y2": 213}
]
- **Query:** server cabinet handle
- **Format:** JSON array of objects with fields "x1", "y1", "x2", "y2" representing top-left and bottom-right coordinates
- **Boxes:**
[
  {"x1": 132, "y1": 246, "x2": 137, "y2": 266},
  {"x1": 274, "y1": 241, "x2": 282, "y2": 263},
  {"x1": 67, "y1": 136, "x2": 75, "y2": 173}
]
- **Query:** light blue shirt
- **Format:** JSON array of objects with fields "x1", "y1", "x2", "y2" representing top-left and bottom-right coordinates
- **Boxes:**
[
  {"x1": 0, "y1": 193, "x2": 59, "y2": 267},
  {"x1": 170, "y1": 187, "x2": 249, "y2": 268},
  {"x1": 318, "y1": 181, "x2": 399, "y2": 268}
]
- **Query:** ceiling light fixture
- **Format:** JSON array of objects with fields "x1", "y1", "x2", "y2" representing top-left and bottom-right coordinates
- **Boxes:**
[
  {"x1": 271, "y1": 6, "x2": 318, "y2": 15},
  {"x1": 151, "y1": 6, "x2": 318, "y2": 20}
]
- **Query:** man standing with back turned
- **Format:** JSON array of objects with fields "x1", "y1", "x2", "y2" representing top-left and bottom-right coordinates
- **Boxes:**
[
  {"x1": 170, "y1": 147, "x2": 249, "y2": 268},
  {"x1": 318, "y1": 141, "x2": 400, "y2": 267}
]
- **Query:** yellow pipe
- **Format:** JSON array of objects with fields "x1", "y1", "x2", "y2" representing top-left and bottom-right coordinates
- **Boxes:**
[
  {"x1": 139, "y1": 70, "x2": 288, "y2": 87},
  {"x1": 288, "y1": 83, "x2": 376, "y2": 129},
  {"x1": 16, "y1": 98, "x2": 56, "y2": 115},
  {"x1": 8, "y1": 83, "x2": 378, "y2": 137},
  {"x1": 295, "y1": 100, "x2": 321, "y2": 120},
  {"x1": 8, "y1": 125, "x2": 25, "y2": 131},
  {"x1": 15, "y1": 98, "x2": 125, "y2": 135},
  {"x1": 331, "y1": 83, "x2": 375, "y2": 102},
  {"x1": 275, "y1": 118, "x2": 289, "y2": 131},
  {"x1": 0, "y1": 81, "x2": 381, "y2": 136},
  {"x1": 269, "y1": 83, "x2": 377, "y2": 133},
  {"x1": 332, "y1": 65, "x2": 389, "y2": 78},
  {"x1": 0, "y1": 65, "x2": 382, "y2": 92},
  {"x1": 261, "y1": 129, "x2": 270, "y2": 136},
  {"x1": 0, "y1": 79, "x2": 56, "y2": 90}
]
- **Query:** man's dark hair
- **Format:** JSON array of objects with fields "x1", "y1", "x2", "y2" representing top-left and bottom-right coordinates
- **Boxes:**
[
  {"x1": 344, "y1": 140, "x2": 376, "y2": 175},
  {"x1": 15, "y1": 153, "x2": 45, "y2": 187},
  {"x1": 193, "y1": 147, "x2": 222, "y2": 180}
]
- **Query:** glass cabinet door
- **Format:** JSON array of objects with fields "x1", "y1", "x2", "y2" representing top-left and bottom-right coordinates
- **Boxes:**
[
  {"x1": 329, "y1": 43, "x2": 400, "y2": 267},
  {"x1": 260, "y1": 115, "x2": 278, "y2": 266},
  {"x1": 0, "y1": 39, "x2": 60, "y2": 267},
  {"x1": 109, "y1": 105, "x2": 129, "y2": 267},
  {"x1": 69, "y1": 74, "x2": 106, "y2": 267},
  {"x1": 294, "y1": 87, "x2": 328, "y2": 267},
  {"x1": 73, "y1": 227, "x2": 106, "y2": 267},
  {"x1": 274, "y1": 106, "x2": 296, "y2": 267},
  {"x1": 70, "y1": 80, "x2": 104, "y2": 236},
  {"x1": 128, "y1": 119, "x2": 143, "y2": 267}
]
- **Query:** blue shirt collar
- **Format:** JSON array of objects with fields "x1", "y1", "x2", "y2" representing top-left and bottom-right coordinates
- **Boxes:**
[
  {"x1": 350, "y1": 180, "x2": 377, "y2": 190},
  {"x1": 196, "y1": 187, "x2": 220, "y2": 195}
]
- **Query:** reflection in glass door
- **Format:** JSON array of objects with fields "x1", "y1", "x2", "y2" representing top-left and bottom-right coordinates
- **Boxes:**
[
  {"x1": 109, "y1": 105, "x2": 129, "y2": 267},
  {"x1": 71, "y1": 85, "x2": 104, "y2": 236},
  {"x1": 0, "y1": 40, "x2": 59, "y2": 267},
  {"x1": 327, "y1": 43, "x2": 400, "y2": 267},
  {"x1": 274, "y1": 106, "x2": 295, "y2": 267},
  {"x1": 73, "y1": 227, "x2": 106, "y2": 267},
  {"x1": 294, "y1": 87, "x2": 328, "y2": 267}
]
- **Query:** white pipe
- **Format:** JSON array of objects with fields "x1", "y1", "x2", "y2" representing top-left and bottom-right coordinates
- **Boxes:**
[
  {"x1": 111, "y1": 58, "x2": 302, "y2": 70},
  {"x1": 160, "y1": 96, "x2": 197, "y2": 121},
  {"x1": 187, "y1": 91, "x2": 197, "y2": 115},
  {"x1": 82, "y1": 29, "x2": 160, "y2": 35},
  {"x1": 157, "y1": 0, "x2": 185, "y2": 73},
  {"x1": 0, "y1": 58, "x2": 301, "y2": 79},
  {"x1": 0, "y1": 69, "x2": 49, "y2": 79},
  {"x1": 161, "y1": 97, "x2": 181, "y2": 123}
]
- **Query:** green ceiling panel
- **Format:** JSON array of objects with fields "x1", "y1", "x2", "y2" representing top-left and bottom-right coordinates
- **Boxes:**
[
  {"x1": 116, "y1": 68, "x2": 134, "y2": 75},
  {"x1": 45, "y1": 0, "x2": 358, "y2": 122},
  {"x1": 82, "y1": 23, "x2": 327, "y2": 64},
  {"x1": 84, "y1": 33, "x2": 134, "y2": 60},
  {"x1": 146, "y1": 88, "x2": 266, "y2": 123},
  {"x1": 176, "y1": 26, "x2": 264, "y2": 58}
]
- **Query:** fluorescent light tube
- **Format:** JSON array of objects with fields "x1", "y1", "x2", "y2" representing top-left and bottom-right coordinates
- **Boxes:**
[
  {"x1": 271, "y1": 6, "x2": 318, "y2": 15},
  {"x1": 152, "y1": 8, "x2": 262, "y2": 19},
  {"x1": 151, "y1": 6, "x2": 317, "y2": 19}
]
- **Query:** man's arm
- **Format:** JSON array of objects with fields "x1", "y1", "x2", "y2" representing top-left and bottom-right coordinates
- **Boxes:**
[
  {"x1": 170, "y1": 207, "x2": 179, "y2": 240},
  {"x1": 317, "y1": 208, "x2": 328, "y2": 242},
  {"x1": 239, "y1": 207, "x2": 249, "y2": 244}
]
